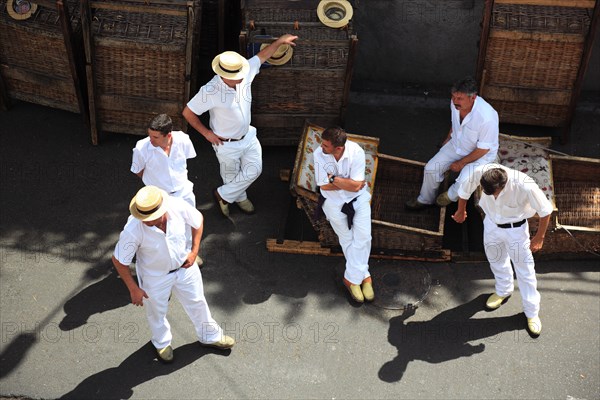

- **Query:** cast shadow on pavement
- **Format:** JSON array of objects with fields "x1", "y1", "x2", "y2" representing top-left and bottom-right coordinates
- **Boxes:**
[
  {"x1": 59, "y1": 341, "x2": 230, "y2": 399},
  {"x1": 59, "y1": 268, "x2": 129, "y2": 331},
  {"x1": 378, "y1": 294, "x2": 524, "y2": 383}
]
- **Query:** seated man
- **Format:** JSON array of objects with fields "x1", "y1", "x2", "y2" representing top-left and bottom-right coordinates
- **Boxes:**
[
  {"x1": 406, "y1": 77, "x2": 499, "y2": 210},
  {"x1": 313, "y1": 127, "x2": 374, "y2": 304}
]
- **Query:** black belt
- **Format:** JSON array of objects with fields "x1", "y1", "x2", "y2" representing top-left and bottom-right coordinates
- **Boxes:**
[
  {"x1": 218, "y1": 134, "x2": 245, "y2": 142},
  {"x1": 497, "y1": 219, "x2": 526, "y2": 229},
  {"x1": 168, "y1": 267, "x2": 181, "y2": 274}
]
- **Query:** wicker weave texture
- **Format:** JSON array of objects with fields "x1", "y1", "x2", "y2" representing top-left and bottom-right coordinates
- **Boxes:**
[
  {"x1": 484, "y1": 37, "x2": 583, "y2": 90},
  {"x1": 98, "y1": 108, "x2": 185, "y2": 136},
  {"x1": 252, "y1": 70, "x2": 345, "y2": 114},
  {"x1": 491, "y1": 4, "x2": 593, "y2": 34},
  {"x1": 248, "y1": 33, "x2": 351, "y2": 69},
  {"x1": 91, "y1": 5, "x2": 188, "y2": 43},
  {"x1": 371, "y1": 157, "x2": 442, "y2": 233},
  {"x1": 89, "y1": 1, "x2": 196, "y2": 135},
  {"x1": 552, "y1": 158, "x2": 600, "y2": 230},
  {"x1": 94, "y1": 44, "x2": 186, "y2": 100},
  {"x1": 491, "y1": 100, "x2": 569, "y2": 127}
]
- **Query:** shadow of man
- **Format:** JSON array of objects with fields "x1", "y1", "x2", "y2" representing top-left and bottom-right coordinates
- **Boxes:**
[
  {"x1": 59, "y1": 268, "x2": 129, "y2": 331},
  {"x1": 59, "y1": 341, "x2": 230, "y2": 399},
  {"x1": 379, "y1": 294, "x2": 524, "y2": 383}
]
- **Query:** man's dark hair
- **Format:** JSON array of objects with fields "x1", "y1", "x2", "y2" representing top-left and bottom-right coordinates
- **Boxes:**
[
  {"x1": 480, "y1": 168, "x2": 508, "y2": 195},
  {"x1": 451, "y1": 76, "x2": 478, "y2": 96},
  {"x1": 148, "y1": 114, "x2": 173, "y2": 136},
  {"x1": 321, "y1": 126, "x2": 347, "y2": 148}
]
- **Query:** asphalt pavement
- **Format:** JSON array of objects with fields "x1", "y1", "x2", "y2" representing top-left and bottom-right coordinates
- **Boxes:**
[{"x1": 0, "y1": 91, "x2": 599, "y2": 399}]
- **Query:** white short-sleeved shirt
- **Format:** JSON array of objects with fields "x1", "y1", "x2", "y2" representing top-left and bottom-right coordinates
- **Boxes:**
[
  {"x1": 457, "y1": 163, "x2": 553, "y2": 225},
  {"x1": 130, "y1": 131, "x2": 196, "y2": 193},
  {"x1": 313, "y1": 140, "x2": 367, "y2": 206},
  {"x1": 186, "y1": 56, "x2": 261, "y2": 139},
  {"x1": 450, "y1": 96, "x2": 499, "y2": 159},
  {"x1": 113, "y1": 197, "x2": 203, "y2": 277}
]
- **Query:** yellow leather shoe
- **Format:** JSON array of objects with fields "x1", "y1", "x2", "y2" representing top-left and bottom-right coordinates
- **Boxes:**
[
  {"x1": 201, "y1": 335, "x2": 235, "y2": 350},
  {"x1": 156, "y1": 345, "x2": 174, "y2": 363},
  {"x1": 361, "y1": 277, "x2": 375, "y2": 302},
  {"x1": 236, "y1": 199, "x2": 255, "y2": 214},
  {"x1": 527, "y1": 316, "x2": 542, "y2": 337},
  {"x1": 213, "y1": 189, "x2": 230, "y2": 217},
  {"x1": 344, "y1": 278, "x2": 364, "y2": 303},
  {"x1": 485, "y1": 293, "x2": 511, "y2": 310},
  {"x1": 435, "y1": 191, "x2": 454, "y2": 207}
]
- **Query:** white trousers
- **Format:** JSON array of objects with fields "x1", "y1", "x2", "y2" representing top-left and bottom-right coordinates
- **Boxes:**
[
  {"x1": 322, "y1": 191, "x2": 372, "y2": 285},
  {"x1": 483, "y1": 217, "x2": 540, "y2": 318},
  {"x1": 171, "y1": 180, "x2": 196, "y2": 208},
  {"x1": 417, "y1": 141, "x2": 495, "y2": 204},
  {"x1": 138, "y1": 264, "x2": 223, "y2": 349},
  {"x1": 213, "y1": 127, "x2": 262, "y2": 203}
]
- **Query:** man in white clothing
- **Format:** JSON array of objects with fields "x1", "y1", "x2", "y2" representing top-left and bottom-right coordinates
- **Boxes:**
[
  {"x1": 406, "y1": 77, "x2": 499, "y2": 210},
  {"x1": 313, "y1": 127, "x2": 374, "y2": 304},
  {"x1": 131, "y1": 113, "x2": 202, "y2": 265},
  {"x1": 451, "y1": 164, "x2": 553, "y2": 336},
  {"x1": 131, "y1": 114, "x2": 197, "y2": 207},
  {"x1": 112, "y1": 186, "x2": 235, "y2": 363},
  {"x1": 183, "y1": 34, "x2": 298, "y2": 217}
]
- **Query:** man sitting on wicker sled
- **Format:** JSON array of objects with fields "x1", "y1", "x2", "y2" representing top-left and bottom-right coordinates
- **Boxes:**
[{"x1": 313, "y1": 127, "x2": 374, "y2": 304}]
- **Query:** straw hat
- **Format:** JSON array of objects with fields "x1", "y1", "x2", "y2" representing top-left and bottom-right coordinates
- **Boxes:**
[
  {"x1": 212, "y1": 51, "x2": 250, "y2": 80},
  {"x1": 129, "y1": 186, "x2": 169, "y2": 221},
  {"x1": 317, "y1": 0, "x2": 353, "y2": 29},
  {"x1": 259, "y1": 43, "x2": 294, "y2": 66},
  {"x1": 7, "y1": 0, "x2": 38, "y2": 20}
]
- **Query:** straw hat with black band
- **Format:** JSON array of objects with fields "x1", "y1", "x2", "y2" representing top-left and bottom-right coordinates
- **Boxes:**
[
  {"x1": 129, "y1": 186, "x2": 169, "y2": 222},
  {"x1": 259, "y1": 43, "x2": 294, "y2": 66},
  {"x1": 317, "y1": 0, "x2": 353, "y2": 29},
  {"x1": 212, "y1": 51, "x2": 250, "y2": 80}
]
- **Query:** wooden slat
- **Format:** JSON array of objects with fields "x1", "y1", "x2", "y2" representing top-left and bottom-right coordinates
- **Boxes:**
[
  {"x1": 266, "y1": 239, "x2": 452, "y2": 261},
  {"x1": 563, "y1": 0, "x2": 600, "y2": 143},
  {"x1": 90, "y1": 1, "x2": 188, "y2": 16},
  {"x1": 57, "y1": 0, "x2": 87, "y2": 119},
  {"x1": 372, "y1": 219, "x2": 444, "y2": 237},
  {"x1": 494, "y1": 0, "x2": 596, "y2": 8},
  {"x1": 483, "y1": 85, "x2": 572, "y2": 106},
  {"x1": 266, "y1": 239, "x2": 334, "y2": 256},
  {"x1": 377, "y1": 153, "x2": 426, "y2": 167},
  {"x1": 0, "y1": 65, "x2": 73, "y2": 91},
  {"x1": 81, "y1": 0, "x2": 99, "y2": 145},
  {"x1": 489, "y1": 30, "x2": 586, "y2": 43},
  {"x1": 97, "y1": 94, "x2": 181, "y2": 114}
]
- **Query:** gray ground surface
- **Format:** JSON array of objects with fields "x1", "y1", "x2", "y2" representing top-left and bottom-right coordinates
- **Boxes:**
[{"x1": 1, "y1": 92, "x2": 599, "y2": 399}]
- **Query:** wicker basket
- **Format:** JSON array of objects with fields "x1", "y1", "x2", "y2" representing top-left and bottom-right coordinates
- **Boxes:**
[
  {"x1": 0, "y1": 0, "x2": 83, "y2": 112},
  {"x1": 478, "y1": 0, "x2": 599, "y2": 131},
  {"x1": 84, "y1": 0, "x2": 201, "y2": 139},
  {"x1": 290, "y1": 122, "x2": 448, "y2": 259},
  {"x1": 240, "y1": 0, "x2": 357, "y2": 146}
]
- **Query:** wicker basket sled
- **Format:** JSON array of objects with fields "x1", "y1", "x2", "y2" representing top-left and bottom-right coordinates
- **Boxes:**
[
  {"x1": 485, "y1": 134, "x2": 600, "y2": 258},
  {"x1": 285, "y1": 122, "x2": 449, "y2": 261},
  {"x1": 477, "y1": 0, "x2": 600, "y2": 143},
  {"x1": 81, "y1": 0, "x2": 201, "y2": 144},
  {"x1": 0, "y1": 0, "x2": 85, "y2": 113}
]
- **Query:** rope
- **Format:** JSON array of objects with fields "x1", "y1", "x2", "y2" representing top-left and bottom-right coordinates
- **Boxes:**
[
  {"x1": 557, "y1": 225, "x2": 600, "y2": 257},
  {"x1": 501, "y1": 135, "x2": 570, "y2": 157}
]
